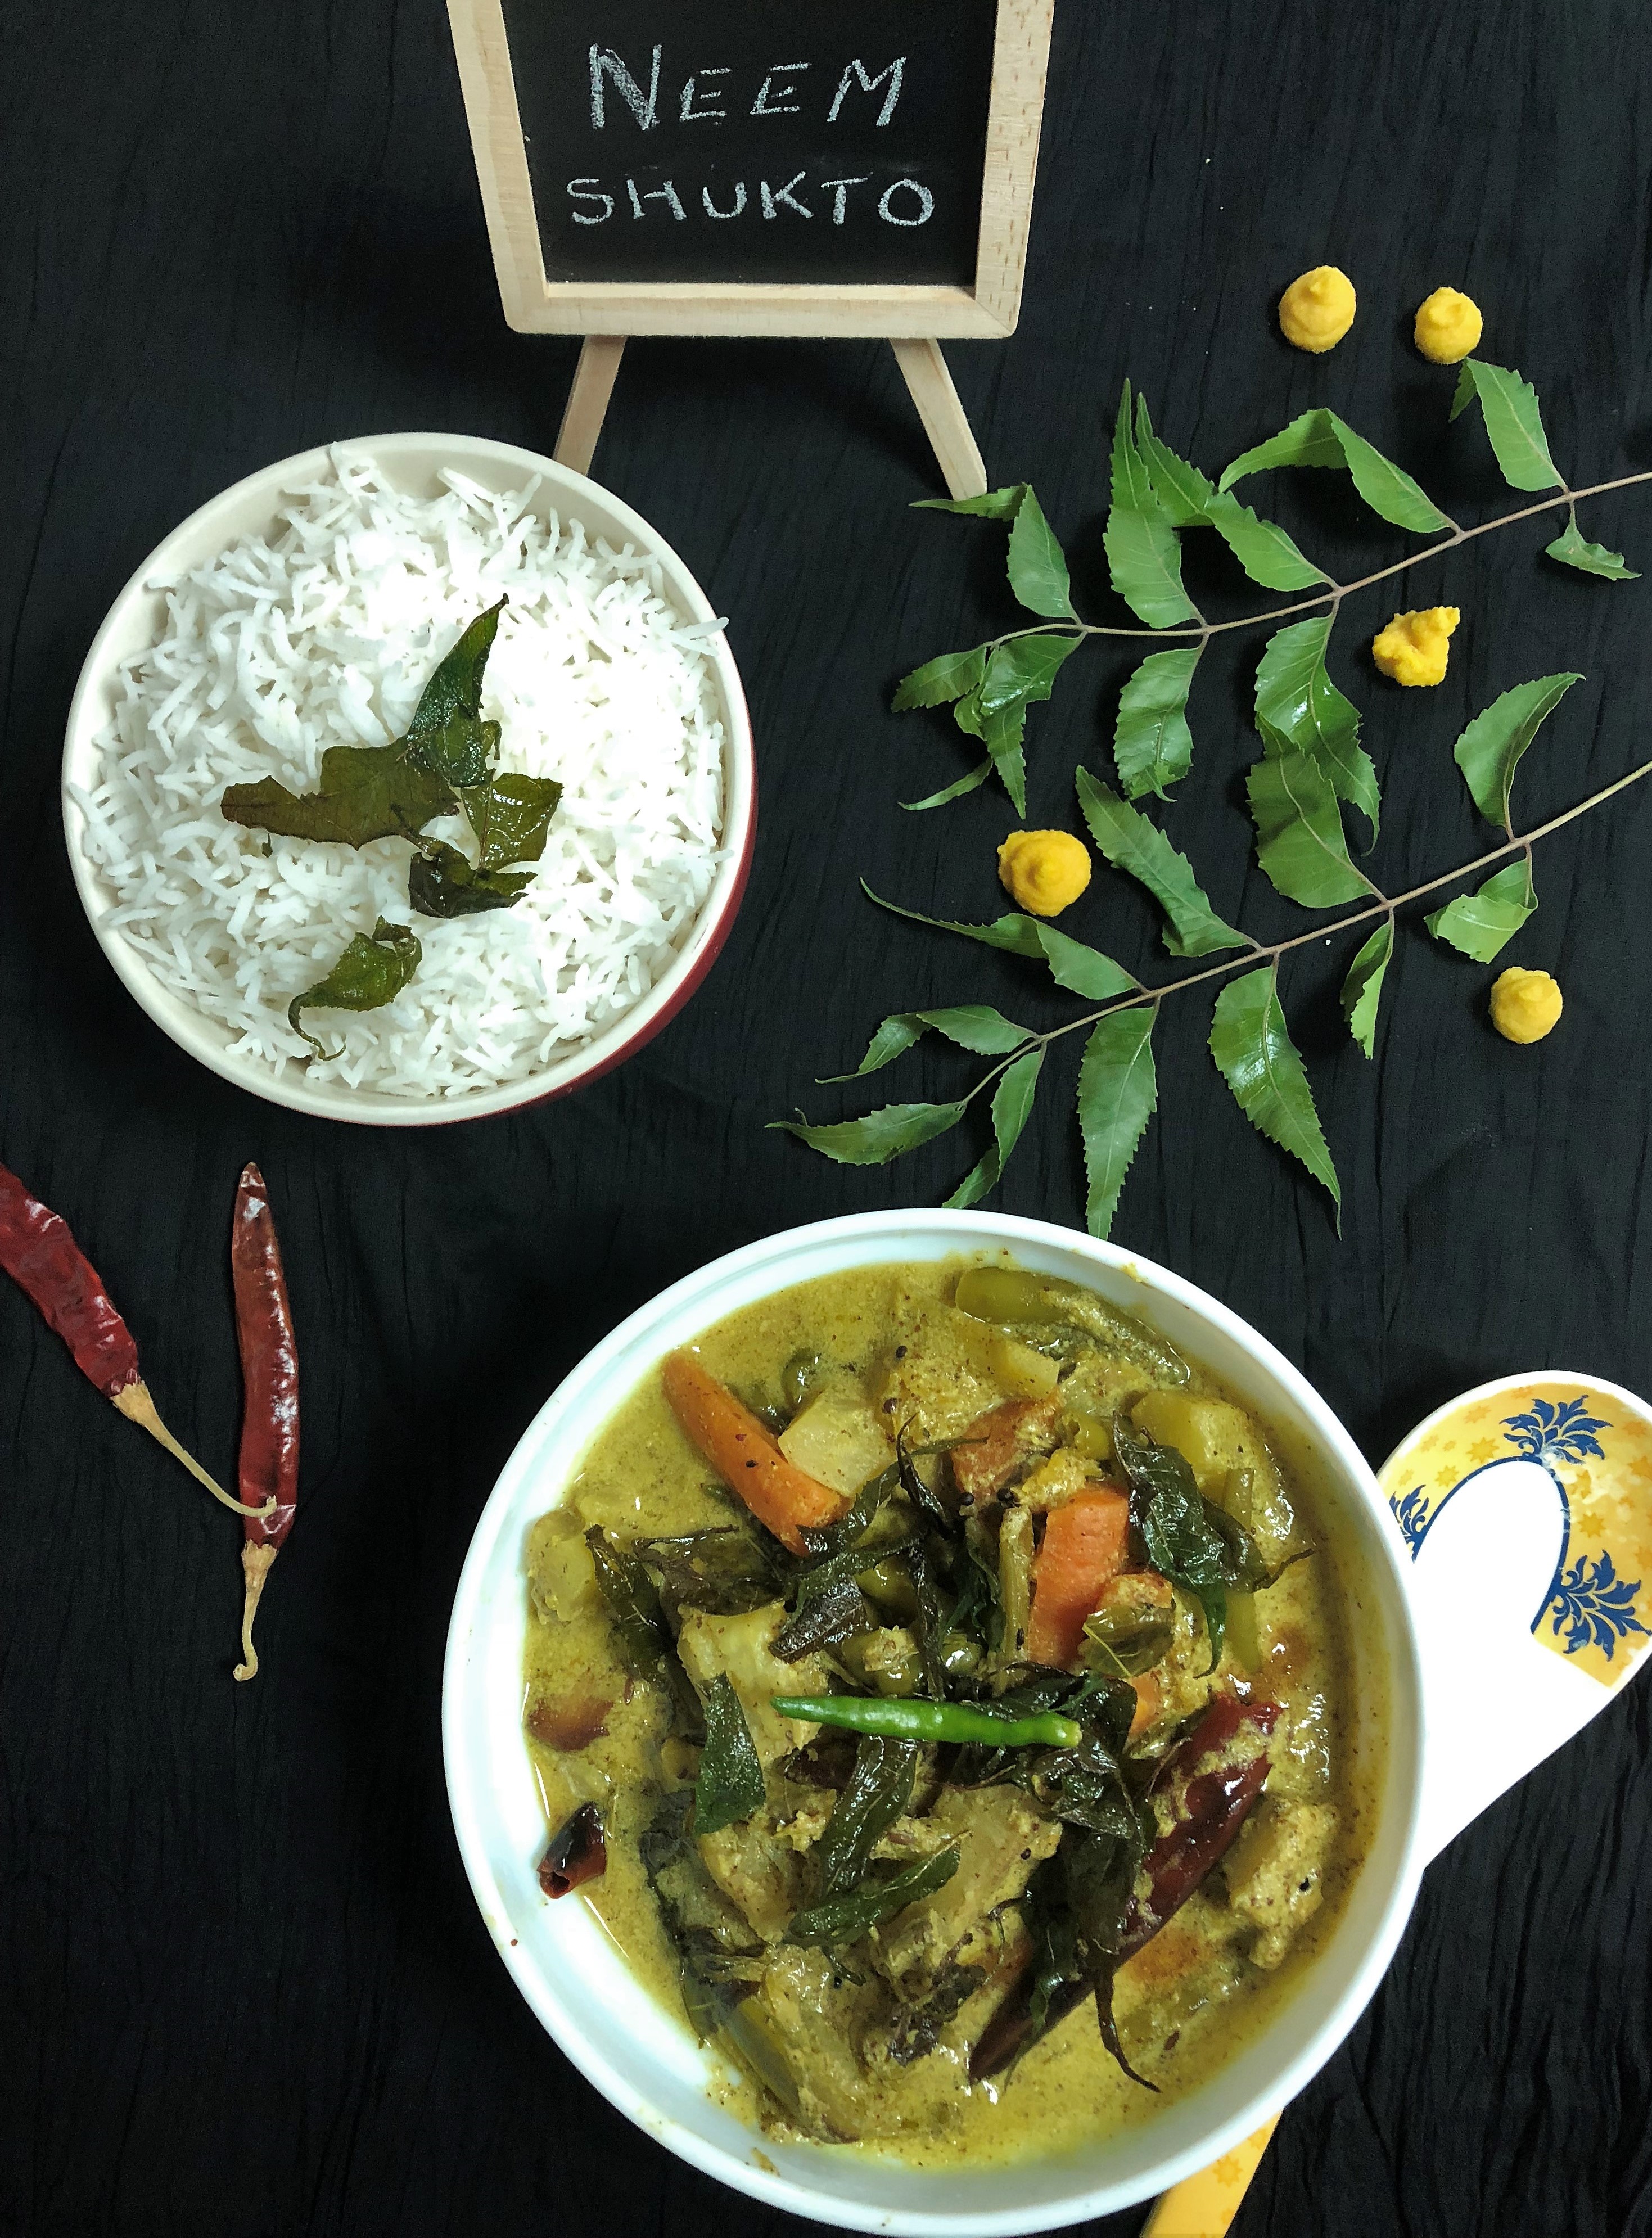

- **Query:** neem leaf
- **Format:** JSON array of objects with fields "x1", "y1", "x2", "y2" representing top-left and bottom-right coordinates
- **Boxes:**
[
  {"x1": 223, "y1": 743, "x2": 457, "y2": 849},
  {"x1": 1077, "y1": 1008, "x2": 1157, "y2": 1239},
  {"x1": 770, "y1": 1100, "x2": 968, "y2": 1166},
  {"x1": 824, "y1": 1004, "x2": 1030, "y2": 1081},
  {"x1": 1203, "y1": 490, "x2": 1329, "y2": 592},
  {"x1": 1218, "y1": 410, "x2": 1451, "y2": 534},
  {"x1": 901, "y1": 757, "x2": 994, "y2": 811},
  {"x1": 861, "y1": 886, "x2": 1138, "y2": 1000},
  {"x1": 815, "y1": 1738, "x2": 919, "y2": 1897},
  {"x1": 1209, "y1": 967, "x2": 1341, "y2": 1220},
  {"x1": 1006, "y1": 491, "x2": 1078, "y2": 619},
  {"x1": 467, "y1": 771, "x2": 562, "y2": 870},
  {"x1": 693, "y1": 1675, "x2": 766, "y2": 1837},
  {"x1": 1545, "y1": 518, "x2": 1640, "y2": 581},
  {"x1": 985, "y1": 634, "x2": 1086, "y2": 814},
  {"x1": 892, "y1": 647, "x2": 990, "y2": 711},
  {"x1": 1254, "y1": 613, "x2": 1380, "y2": 841},
  {"x1": 947, "y1": 1046, "x2": 1045, "y2": 1209},
  {"x1": 414, "y1": 712, "x2": 499, "y2": 791},
  {"x1": 1448, "y1": 362, "x2": 1563, "y2": 493},
  {"x1": 913, "y1": 487, "x2": 1028, "y2": 520},
  {"x1": 1340, "y1": 921, "x2": 1393, "y2": 1058},
  {"x1": 288, "y1": 917, "x2": 422, "y2": 1057},
  {"x1": 408, "y1": 841, "x2": 533, "y2": 919},
  {"x1": 1247, "y1": 751, "x2": 1372, "y2": 908},
  {"x1": 1451, "y1": 673, "x2": 1583, "y2": 832},
  {"x1": 1104, "y1": 382, "x2": 1201, "y2": 629},
  {"x1": 981, "y1": 635, "x2": 1084, "y2": 714},
  {"x1": 405, "y1": 598, "x2": 506, "y2": 739},
  {"x1": 1425, "y1": 859, "x2": 1536, "y2": 962},
  {"x1": 1114, "y1": 647, "x2": 1200, "y2": 801},
  {"x1": 1075, "y1": 767, "x2": 1247, "y2": 958},
  {"x1": 786, "y1": 1845, "x2": 960, "y2": 1950},
  {"x1": 1134, "y1": 398, "x2": 1216, "y2": 527},
  {"x1": 981, "y1": 700, "x2": 1029, "y2": 817}
]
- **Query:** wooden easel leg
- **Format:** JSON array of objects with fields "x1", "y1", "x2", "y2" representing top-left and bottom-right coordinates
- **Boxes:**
[
  {"x1": 890, "y1": 339, "x2": 988, "y2": 500},
  {"x1": 554, "y1": 336, "x2": 627, "y2": 477}
]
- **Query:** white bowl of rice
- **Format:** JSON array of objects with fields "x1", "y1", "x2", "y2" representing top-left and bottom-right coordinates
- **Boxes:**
[{"x1": 61, "y1": 434, "x2": 754, "y2": 1125}]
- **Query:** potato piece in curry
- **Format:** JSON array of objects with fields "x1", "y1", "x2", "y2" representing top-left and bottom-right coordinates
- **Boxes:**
[{"x1": 521, "y1": 1260, "x2": 1378, "y2": 2164}]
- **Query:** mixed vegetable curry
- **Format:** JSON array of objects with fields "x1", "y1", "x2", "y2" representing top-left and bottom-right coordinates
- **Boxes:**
[{"x1": 522, "y1": 1260, "x2": 1378, "y2": 2158}]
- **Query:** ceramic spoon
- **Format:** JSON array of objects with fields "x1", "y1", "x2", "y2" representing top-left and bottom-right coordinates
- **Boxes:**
[{"x1": 1142, "y1": 1370, "x2": 1652, "y2": 2237}]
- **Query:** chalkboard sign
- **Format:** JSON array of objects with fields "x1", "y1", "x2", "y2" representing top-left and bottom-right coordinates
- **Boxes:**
[
  {"x1": 446, "y1": 0, "x2": 1054, "y2": 496},
  {"x1": 448, "y1": 0, "x2": 1052, "y2": 336}
]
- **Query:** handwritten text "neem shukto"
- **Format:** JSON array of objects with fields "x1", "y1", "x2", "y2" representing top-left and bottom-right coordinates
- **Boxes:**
[{"x1": 564, "y1": 49, "x2": 937, "y2": 229}]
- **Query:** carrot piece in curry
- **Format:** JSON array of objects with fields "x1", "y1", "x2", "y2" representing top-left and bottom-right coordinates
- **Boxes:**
[
  {"x1": 1024, "y1": 1486, "x2": 1131, "y2": 1668},
  {"x1": 661, "y1": 1349, "x2": 848, "y2": 1555}
]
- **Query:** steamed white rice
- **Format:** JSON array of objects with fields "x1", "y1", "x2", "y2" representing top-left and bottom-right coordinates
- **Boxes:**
[{"x1": 73, "y1": 450, "x2": 728, "y2": 1097}]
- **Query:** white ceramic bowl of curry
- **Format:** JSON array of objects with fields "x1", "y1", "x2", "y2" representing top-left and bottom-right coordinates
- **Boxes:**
[{"x1": 443, "y1": 1211, "x2": 1425, "y2": 2232}]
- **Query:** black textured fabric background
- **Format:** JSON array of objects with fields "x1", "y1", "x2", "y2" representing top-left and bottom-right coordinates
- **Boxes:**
[{"x1": 4, "y1": 3, "x2": 1652, "y2": 2234}]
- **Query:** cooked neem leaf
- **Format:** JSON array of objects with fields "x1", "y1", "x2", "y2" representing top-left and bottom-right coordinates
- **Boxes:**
[
  {"x1": 694, "y1": 1675, "x2": 767, "y2": 1835},
  {"x1": 466, "y1": 771, "x2": 563, "y2": 870},
  {"x1": 409, "y1": 840, "x2": 534, "y2": 918},
  {"x1": 815, "y1": 1735, "x2": 919, "y2": 1895},
  {"x1": 784, "y1": 1844, "x2": 959, "y2": 1949},
  {"x1": 225, "y1": 744, "x2": 458, "y2": 849},
  {"x1": 288, "y1": 917, "x2": 422, "y2": 1057},
  {"x1": 887, "y1": 1964, "x2": 985, "y2": 2064},
  {"x1": 1112, "y1": 1414, "x2": 1233, "y2": 1666},
  {"x1": 405, "y1": 597, "x2": 507, "y2": 740},
  {"x1": 772, "y1": 1566, "x2": 876, "y2": 1658},
  {"x1": 637, "y1": 1529, "x2": 782, "y2": 1616},
  {"x1": 640, "y1": 1793, "x2": 766, "y2": 2041},
  {"x1": 1111, "y1": 1416, "x2": 1295, "y2": 1672},
  {"x1": 585, "y1": 1525, "x2": 703, "y2": 1733}
]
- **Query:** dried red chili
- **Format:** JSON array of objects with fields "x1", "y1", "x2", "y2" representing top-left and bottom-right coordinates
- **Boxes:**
[
  {"x1": 229, "y1": 1162, "x2": 299, "y2": 1682},
  {"x1": 0, "y1": 1158, "x2": 267, "y2": 1521},
  {"x1": 1118, "y1": 1693, "x2": 1279, "y2": 1955},
  {"x1": 538, "y1": 1803, "x2": 606, "y2": 1897}
]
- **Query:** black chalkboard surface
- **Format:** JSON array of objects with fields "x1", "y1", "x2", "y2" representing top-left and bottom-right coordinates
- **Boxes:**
[{"x1": 500, "y1": 0, "x2": 999, "y2": 287}]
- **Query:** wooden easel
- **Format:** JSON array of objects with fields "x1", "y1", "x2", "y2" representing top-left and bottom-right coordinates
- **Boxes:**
[
  {"x1": 448, "y1": 0, "x2": 1051, "y2": 504},
  {"x1": 554, "y1": 333, "x2": 987, "y2": 499}
]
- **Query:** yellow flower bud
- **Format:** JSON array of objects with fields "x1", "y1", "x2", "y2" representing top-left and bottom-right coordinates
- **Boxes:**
[
  {"x1": 1414, "y1": 287, "x2": 1484, "y2": 366},
  {"x1": 1490, "y1": 967, "x2": 1563, "y2": 1044},
  {"x1": 1371, "y1": 606, "x2": 1460, "y2": 688},
  {"x1": 997, "y1": 829, "x2": 1093, "y2": 918},
  {"x1": 1278, "y1": 266, "x2": 1357, "y2": 353}
]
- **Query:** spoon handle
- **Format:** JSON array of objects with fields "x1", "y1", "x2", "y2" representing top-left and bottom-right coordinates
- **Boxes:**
[{"x1": 1140, "y1": 2115, "x2": 1279, "y2": 2237}]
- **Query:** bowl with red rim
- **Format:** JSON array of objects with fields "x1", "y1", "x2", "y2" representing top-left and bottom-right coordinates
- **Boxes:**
[
  {"x1": 443, "y1": 1208, "x2": 1427, "y2": 2233},
  {"x1": 60, "y1": 432, "x2": 755, "y2": 1127}
]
